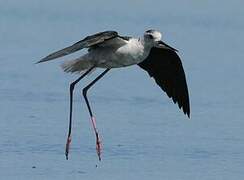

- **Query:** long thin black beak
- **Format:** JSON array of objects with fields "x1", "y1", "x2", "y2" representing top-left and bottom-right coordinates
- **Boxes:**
[{"x1": 157, "y1": 41, "x2": 178, "y2": 52}]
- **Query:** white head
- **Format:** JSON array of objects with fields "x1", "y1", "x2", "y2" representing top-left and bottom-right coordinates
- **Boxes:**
[
  {"x1": 143, "y1": 29, "x2": 177, "y2": 51},
  {"x1": 143, "y1": 29, "x2": 162, "y2": 45}
]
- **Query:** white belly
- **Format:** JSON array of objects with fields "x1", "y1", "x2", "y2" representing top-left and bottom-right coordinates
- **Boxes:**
[{"x1": 88, "y1": 39, "x2": 149, "y2": 68}]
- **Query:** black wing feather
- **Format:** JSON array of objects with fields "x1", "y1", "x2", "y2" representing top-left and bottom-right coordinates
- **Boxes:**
[
  {"x1": 138, "y1": 47, "x2": 190, "y2": 117},
  {"x1": 37, "y1": 31, "x2": 118, "y2": 63},
  {"x1": 75, "y1": 31, "x2": 118, "y2": 47}
]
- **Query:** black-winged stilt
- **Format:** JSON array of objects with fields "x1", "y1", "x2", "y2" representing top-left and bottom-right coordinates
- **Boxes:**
[{"x1": 37, "y1": 30, "x2": 190, "y2": 161}]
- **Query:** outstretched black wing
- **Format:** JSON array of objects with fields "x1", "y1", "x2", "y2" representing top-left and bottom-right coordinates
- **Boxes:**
[
  {"x1": 138, "y1": 47, "x2": 190, "y2": 117},
  {"x1": 37, "y1": 31, "x2": 118, "y2": 63}
]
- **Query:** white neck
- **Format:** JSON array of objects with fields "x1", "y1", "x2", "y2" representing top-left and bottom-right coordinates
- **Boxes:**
[{"x1": 140, "y1": 37, "x2": 154, "y2": 49}]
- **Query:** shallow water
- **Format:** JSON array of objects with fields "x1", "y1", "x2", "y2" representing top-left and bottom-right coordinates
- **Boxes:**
[{"x1": 1, "y1": 0, "x2": 244, "y2": 179}]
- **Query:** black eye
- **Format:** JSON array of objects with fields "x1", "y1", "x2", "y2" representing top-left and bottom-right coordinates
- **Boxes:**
[{"x1": 148, "y1": 34, "x2": 153, "y2": 39}]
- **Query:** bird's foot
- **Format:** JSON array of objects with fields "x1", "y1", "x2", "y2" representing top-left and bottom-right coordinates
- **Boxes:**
[
  {"x1": 65, "y1": 136, "x2": 72, "y2": 160},
  {"x1": 95, "y1": 132, "x2": 102, "y2": 161},
  {"x1": 91, "y1": 116, "x2": 102, "y2": 161}
]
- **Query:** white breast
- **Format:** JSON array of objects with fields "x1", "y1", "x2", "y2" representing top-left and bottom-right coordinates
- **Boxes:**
[
  {"x1": 88, "y1": 38, "x2": 150, "y2": 68},
  {"x1": 112, "y1": 39, "x2": 146, "y2": 66}
]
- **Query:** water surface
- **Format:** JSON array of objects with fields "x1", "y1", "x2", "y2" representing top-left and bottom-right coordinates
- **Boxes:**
[{"x1": 1, "y1": 1, "x2": 244, "y2": 179}]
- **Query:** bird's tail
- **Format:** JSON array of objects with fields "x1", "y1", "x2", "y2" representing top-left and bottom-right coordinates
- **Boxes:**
[{"x1": 61, "y1": 57, "x2": 94, "y2": 74}]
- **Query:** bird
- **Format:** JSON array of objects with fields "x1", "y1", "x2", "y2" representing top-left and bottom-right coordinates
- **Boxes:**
[{"x1": 37, "y1": 29, "x2": 190, "y2": 161}]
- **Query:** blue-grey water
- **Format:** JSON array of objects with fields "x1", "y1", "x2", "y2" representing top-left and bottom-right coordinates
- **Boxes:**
[{"x1": 1, "y1": 0, "x2": 244, "y2": 179}]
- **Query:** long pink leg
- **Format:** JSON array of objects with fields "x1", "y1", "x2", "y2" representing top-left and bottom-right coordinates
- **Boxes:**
[
  {"x1": 91, "y1": 116, "x2": 102, "y2": 161},
  {"x1": 82, "y1": 69, "x2": 110, "y2": 161},
  {"x1": 65, "y1": 67, "x2": 95, "y2": 160}
]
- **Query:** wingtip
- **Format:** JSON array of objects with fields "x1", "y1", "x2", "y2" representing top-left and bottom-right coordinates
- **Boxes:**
[
  {"x1": 35, "y1": 57, "x2": 49, "y2": 64},
  {"x1": 185, "y1": 108, "x2": 190, "y2": 119},
  {"x1": 187, "y1": 112, "x2": 190, "y2": 119},
  {"x1": 35, "y1": 60, "x2": 42, "y2": 64},
  {"x1": 182, "y1": 106, "x2": 190, "y2": 119}
]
